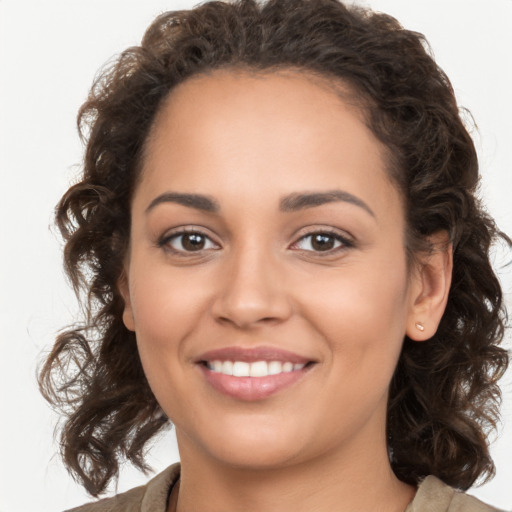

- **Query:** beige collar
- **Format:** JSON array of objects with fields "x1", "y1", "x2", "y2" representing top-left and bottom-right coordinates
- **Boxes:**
[{"x1": 140, "y1": 464, "x2": 500, "y2": 512}]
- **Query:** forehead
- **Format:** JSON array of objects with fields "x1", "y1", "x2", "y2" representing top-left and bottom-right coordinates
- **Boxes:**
[
  {"x1": 148, "y1": 68, "x2": 373, "y2": 155},
  {"x1": 137, "y1": 68, "x2": 401, "y2": 222}
]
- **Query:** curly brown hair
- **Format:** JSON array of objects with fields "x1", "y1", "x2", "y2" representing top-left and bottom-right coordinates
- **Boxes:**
[{"x1": 39, "y1": 0, "x2": 509, "y2": 497}]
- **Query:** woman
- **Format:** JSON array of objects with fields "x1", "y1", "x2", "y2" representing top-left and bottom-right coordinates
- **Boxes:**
[{"x1": 38, "y1": 0, "x2": 510, "y2": 510}]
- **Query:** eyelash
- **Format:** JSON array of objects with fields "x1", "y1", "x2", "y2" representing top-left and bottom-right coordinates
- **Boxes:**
[
  {"x1": 291, "y1": 229, "x2": 355, "y2": 255},
  {"x1": 157, "y1": 227, "x2": 355, "y2": 258},
  {"x1": 157, "y1": 228, "x2": 219, "y2": 256}
]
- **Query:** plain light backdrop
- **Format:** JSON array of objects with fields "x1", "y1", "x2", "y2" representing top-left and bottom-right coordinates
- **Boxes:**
[{"x1": 0, "y1": 1, "x2": 511, "y2": 511}]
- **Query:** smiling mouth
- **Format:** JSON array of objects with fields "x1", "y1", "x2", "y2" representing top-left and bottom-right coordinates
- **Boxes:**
[
  {"x1": 195, "y1": 346, "x2": 316, "y2": 400},
  {"x1": 197, "y1": 352, "x2": 316, "y2": 401},
  {"x1": 202, "y1": 360, "x2": 310, "y2": 377}
]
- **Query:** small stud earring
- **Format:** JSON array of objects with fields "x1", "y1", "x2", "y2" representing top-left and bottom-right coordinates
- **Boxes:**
[{"x1": 415, "y1": 322, "x2": 425, "y2": 332}]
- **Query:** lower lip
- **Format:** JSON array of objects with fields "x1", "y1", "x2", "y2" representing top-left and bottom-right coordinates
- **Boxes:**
[{"x1": 199, "y1": 365, "x2": 311, "y2": 401}]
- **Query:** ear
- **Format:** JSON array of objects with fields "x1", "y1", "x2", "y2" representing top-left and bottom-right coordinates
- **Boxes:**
[
  {"x1": 118, "y1": 268, "x2": 136, "y2": 332},
  {"x1": 406, "y1": 231, "x2": 453, "y2": 341}
]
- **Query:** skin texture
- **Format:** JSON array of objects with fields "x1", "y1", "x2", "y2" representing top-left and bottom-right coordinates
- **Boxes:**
[{"x1": 120, "y1": 69, "x2": 452, "y2": 512}]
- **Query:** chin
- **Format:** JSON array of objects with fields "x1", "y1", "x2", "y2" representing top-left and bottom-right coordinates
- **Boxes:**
[
  {"x1": 210, "y1": 442, "x2": 304, "y2": 471},
  {"x1": 178, "y1": 414, "x2": 312, "y2": 470}
]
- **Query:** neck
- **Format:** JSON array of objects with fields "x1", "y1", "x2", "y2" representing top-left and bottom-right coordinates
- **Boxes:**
[{"x1": 172, "y1": 425, "x2": 416, "y2": 512}]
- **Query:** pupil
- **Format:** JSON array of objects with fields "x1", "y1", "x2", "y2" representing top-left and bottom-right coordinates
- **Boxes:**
[
  {"x1": 312, "y1": 234, "x2": 334, "y2": 251},
  {"x1": 183, "y1": 234, "x2": 205, "y2": 251}
]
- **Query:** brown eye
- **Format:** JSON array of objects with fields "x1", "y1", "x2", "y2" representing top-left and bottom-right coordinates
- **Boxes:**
[
  {"x1": 293, "y1": 231, "x2": 353, "y2": 254},
  {"x1": 181, "y1": 233, "x2": 206, "y2": 251},
  {"x1": 311, "y1": 234, "x2": 336, "y2": 251},
  {"x1": 161, "y1": 230, "x2": 218, "y2": 253}
]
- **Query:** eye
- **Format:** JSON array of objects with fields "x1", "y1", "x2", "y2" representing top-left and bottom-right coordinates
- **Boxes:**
[
  {"x1": 159, "y1": 229, "x2": 219, "y2": 254},
  {"x1": 292, "y1": 230, "x2": 354, "y2": 254}
]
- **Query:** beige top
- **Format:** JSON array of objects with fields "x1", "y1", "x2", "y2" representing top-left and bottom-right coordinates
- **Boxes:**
[{"x1": 65, "y1": 463, "x2": 504, "y2": 512}]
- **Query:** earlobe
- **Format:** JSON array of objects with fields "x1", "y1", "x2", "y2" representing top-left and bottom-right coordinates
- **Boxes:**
[
  {"x1": 406, "y1": 231, "x2": 453, "y2": 342},
  {"x1": 118, "y1": 269, "x2": 136, "y2": 332}
]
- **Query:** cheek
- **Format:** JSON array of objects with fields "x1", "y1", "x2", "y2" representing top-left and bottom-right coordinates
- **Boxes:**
[
  {"x1": 130, "y1": 257, "x2": 210, "y2": 330},
  {"x1": 127, "y1": 261, "x2": 212, "y2": 385},
  {"x1": 294, "y1": 259, "x2": 410, "y2": 439},
  {"x1": 302, "y1": 256, "x2": 410, "y2": 374}
]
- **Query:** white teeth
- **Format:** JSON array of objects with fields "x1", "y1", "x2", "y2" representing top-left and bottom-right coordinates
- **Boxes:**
[
  {"x1": 207, "y1": 360, "x2": 306, "y2": 377},
  {"x1": 268, "y1": 361, "x2": 282, "y2": 375},
  {"x1": 282, "y1": 362, "x2": 293, "y2": 372},
  {"x1": 250, "y1": 361, "x2": 268, "y2": 377},
  {"x1": 221, "y1": 360, "x2": 233, "y2": 375},
  {"x1": 232, "y1": 361, "x2": 250, "y2": 377}
]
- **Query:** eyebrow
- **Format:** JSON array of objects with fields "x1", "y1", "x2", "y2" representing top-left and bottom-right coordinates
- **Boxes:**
[
  {"x1": 146, "y1": 192, "x2": 220, "y2": 213},
  {"x1": 145, "y1": 189, "x2": 375, "y2": 218},
  {"x1": 279, "y1": 190, "x2": 375, "y2": 217}
]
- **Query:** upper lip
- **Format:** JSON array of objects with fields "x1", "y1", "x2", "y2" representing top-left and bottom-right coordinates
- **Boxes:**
[{"x1": 196, "y1": 346, "x2": 314, "y2": 364}]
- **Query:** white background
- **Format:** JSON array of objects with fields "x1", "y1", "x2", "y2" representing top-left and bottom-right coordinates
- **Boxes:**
[{"x1": 0, "y1": 1, "x2": 511, "y2": 511}]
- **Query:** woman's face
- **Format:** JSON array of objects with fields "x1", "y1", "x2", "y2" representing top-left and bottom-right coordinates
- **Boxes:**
[{"x1": 121, "y1": 69, "x2": 424, "y2": 470}]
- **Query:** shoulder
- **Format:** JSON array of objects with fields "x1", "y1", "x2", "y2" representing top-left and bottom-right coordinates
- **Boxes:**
[
  {"x1": 406, "y1": 475, "x2": 507, "y2": 512},
  {"x1": 64, "y1": 484, "x2": 146, "y2": 512},
  {"x1": 63, "y1": 463, "x2": 181, "y2": 512}
]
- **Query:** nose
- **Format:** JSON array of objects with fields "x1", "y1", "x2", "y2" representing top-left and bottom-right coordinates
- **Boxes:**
[{"x1": 211, "y1": 243, "x2": 293, "y2": 329}]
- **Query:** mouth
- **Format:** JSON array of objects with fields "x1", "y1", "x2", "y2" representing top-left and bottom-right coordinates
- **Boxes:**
[
  {"x1": 195, "y1": 346, "x2": 316, "y2": 401},
  {"x1": 204, "y1": 359, "x2": 309, "y2": 377}
]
